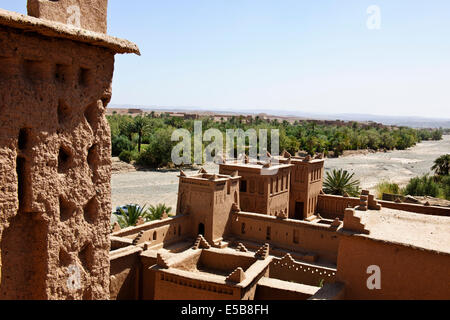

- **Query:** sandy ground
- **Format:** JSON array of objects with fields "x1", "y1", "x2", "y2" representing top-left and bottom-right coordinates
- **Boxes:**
[
  {"x1": 111, "y1": 135, "x2": 450, "y2": 212},
  {"x1": 324, "y1": 135, "x2": 450, "y2": 191}
]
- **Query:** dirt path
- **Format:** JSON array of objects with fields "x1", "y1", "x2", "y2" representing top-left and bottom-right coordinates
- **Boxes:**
[{"x1": 111, "y1": 135, "x2": 450, "y2": 212}]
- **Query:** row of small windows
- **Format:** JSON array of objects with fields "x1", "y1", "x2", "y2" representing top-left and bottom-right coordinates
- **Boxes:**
[
  {"x1": 311, "y1": 168, "x2": 322, "y2": 182},
  {"x1": 270, "y1": 175, "x2": 289, "y2": 195},
  {"x1": 308, "y1": 196, "x2": 319, "y2": 214},
  {"x1": 151, "y1": 225, "x2": 182, "y2": 241},
  {"x1": 239, "y1": 175, "x2": 290, "y2": 195},
  {"x1": 241, "y1": 223, "x2": 301, "y2": 244},
  {"x1": 0, "y1": 57, "x2": 91, "y2": 86}
]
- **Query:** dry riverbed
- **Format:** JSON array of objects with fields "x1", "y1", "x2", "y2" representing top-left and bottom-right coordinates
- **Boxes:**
[{"x1": 111, "y1": 135, "x2": 450, "y2": 212}]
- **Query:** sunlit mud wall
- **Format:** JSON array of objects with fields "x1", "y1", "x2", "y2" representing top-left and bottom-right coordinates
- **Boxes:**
[{"x1": 0, "y1": 21, "x2": 114, "y2": 300}]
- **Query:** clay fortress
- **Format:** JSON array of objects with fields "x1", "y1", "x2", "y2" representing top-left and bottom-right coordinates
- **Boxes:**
[{"x1": 0, "y1": 1, "x2": 449, "y2": 300}]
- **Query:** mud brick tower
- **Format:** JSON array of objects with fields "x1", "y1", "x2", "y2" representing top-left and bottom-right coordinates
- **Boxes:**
[
  {"x1": 176, "y1": 170, "x2": 241, "y2": 245},
  {"x1": 0, "y1": 2, "x2": 139, "y2": 299}
]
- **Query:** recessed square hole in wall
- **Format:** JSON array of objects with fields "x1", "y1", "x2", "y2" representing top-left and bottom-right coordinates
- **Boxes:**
[
  {"x1": 58, "y1": 145, "x2": 72, "y2": 173},
  {"x1": 18, "y1": 128, "x2": 31, "y2": 150},
  {"x1": 16, "y1": 156, "x2": 27, "y2": 211},
  {"x1": 84, "y1": 102, "x2": 98, "y2": 130},
  {"x1": 59, "y1": 248, "x2": 72, "y2": 267},
  {"x1": 78, "y1": 67, "x2": 91, "y2": 87},
  {"x1": 59, "y1": 196, "x2": 76, "y2": 222},
  {"x1": 79, "y1": 242, "x2": 94, "y2": 272},
  {"x1": 24, "y1": 59, "x2": 48, "y2": 82},
  {"x1": 57, "y1": 100, "x2": 71, "y2": 125},
  {"x1": 55, "y1": 64, "x2": 71, "y2": 84},
  {"x1": 87, "y1": 144, "x2": 99, "y2": 169},
  {"x1": 83, "y1": 196, "x2": 99, "y2": 224}
]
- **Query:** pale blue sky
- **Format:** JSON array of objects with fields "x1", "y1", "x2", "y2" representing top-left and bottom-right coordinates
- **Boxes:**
[{"x1": 1, "y1": 1, "x2": 449, "y2": 118}]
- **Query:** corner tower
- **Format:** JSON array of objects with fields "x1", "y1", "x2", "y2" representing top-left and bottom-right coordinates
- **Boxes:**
[
  {"x1": 176, "y1": 170, "x2": 240, "y2": 245},
  {"x1": 278, "y1": 154, "x2": 325, "y2": 221}
]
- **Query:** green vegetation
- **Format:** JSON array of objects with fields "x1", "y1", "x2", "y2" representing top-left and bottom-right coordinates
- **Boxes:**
[
  {"x1": 375, "y1": 155, "x2": 450, "y2": 201},
  {"x1": 404, "y1": 175, "x2": 441, "y2": 198},
  {"x1": 115, "y1": 204, "x2": 150, "y2": 228},
  {"x1": 323, "y1": 169, "x2": 360, "y2": 197},
  {"x1": 432, "y1": 154, "x2": 450, "y2": 176},
  {"x1": 146, "y1": 204, "x2": 173, "y2": 220},
  {"x1": 114, "y1": 203, "x2": 173, "y2": 228},
  {"x1": 375, "y1": 181, "x2": 401, "y2": 199},
  {"x1": 107, "y1": 113, "x2": 444, "y2": 168}
]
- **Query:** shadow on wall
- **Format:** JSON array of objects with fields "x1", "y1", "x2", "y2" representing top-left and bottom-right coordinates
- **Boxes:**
[{"x1": 0, "y1": 212, "x2": 48, "y2": 299}]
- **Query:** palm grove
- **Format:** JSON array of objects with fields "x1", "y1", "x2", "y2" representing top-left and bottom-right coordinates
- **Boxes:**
[{"x1": 108, "y1": 113, "x2": 443, "y2": 168}]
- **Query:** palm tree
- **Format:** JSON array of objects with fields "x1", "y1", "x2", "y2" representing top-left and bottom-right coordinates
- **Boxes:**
[
  {"x1": 323, "y1": 169, "x2": 360, "y2": 197},
  {"x1": 146, "y1": 204, "x2": 172, "y2": 221},
  {"x1": 128, "y1": 116, "x2": 150, "y2": 152},
  {"x1": 432, "y1": 154, "x2": 450, "y2": 177},
  {"x1": 115, "y1": 204, "x2": 149, "y2": 228}
]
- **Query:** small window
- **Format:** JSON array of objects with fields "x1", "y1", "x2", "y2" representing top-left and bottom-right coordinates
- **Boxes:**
[
  {"x1": 240, "y1": 180, "x2": 247, "y2": 193},
  {"x1": 266, "y1": 226, "x2": 271, "y2": 240},
  {"x1": 293, "y1": 230, "x2": 299, "y2": 244},
  {"x1": 241, "y1": 223, "x2": 246, "y2": 234},
  {"x1": 153, "y1": 231, "x2": 157, "y2": 240}
]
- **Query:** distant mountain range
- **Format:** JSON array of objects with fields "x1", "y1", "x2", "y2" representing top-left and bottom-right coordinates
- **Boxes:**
[{"x1": 110, "y1": 104, "x2": 450, "y2": 129}]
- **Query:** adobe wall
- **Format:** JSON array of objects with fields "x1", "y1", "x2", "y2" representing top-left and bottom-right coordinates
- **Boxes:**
[
  {"x1": 109, "y1": 246, "x2": 142, "y2": 300},
  {"x1": 336, "y1": 235, "x2": 450, "y2": 300},
  {"x1": 219, "y1": 164, "x2": 292, "y2": 217},
  {"x1": 318, "y1": 195, "x2": 450, "y2": 219},
  {"x1": 255, "y1": 278, "x2": 319, "y2": 300},
  {"x1": 0, "y1": 25, "x2": 114, "y2": 299},
  {"x1": 112, "y1": 215, "x2": 190, "y2": 248},
  {"x1": 211, "y1": 179, "x2": 240, "y2": 243},
  {"x1": 269, "y1": 257, "x2": 337, "y2": 287},
  {"x1": 231, "y1": 212, "x2": 340, "y2": 264},
  {"x1": 177, "y1": 174, "x2": 239, "y2": 244},
  {"x1": 377, "y1": 200, "x2": 450, "y2": 217},
  {"x1": 199, "y1": 250, "x2": 256, "y2": 273},
  {"x1": 283, "y1": 159, "x2": 324, "y2": 220},
  {"x1": 153, "y1": 270, "x2": 242, "y2": 300},
  {"x1": 317, "y1": 194, "x2": 360, "y2": 219}
]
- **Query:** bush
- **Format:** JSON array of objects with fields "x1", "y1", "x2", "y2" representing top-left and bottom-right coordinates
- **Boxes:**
[
  {"x1": 404, "y1": 175, "x2": 440, "y2": 198},
  {"x1": 375, "y1": 181, "x2": 401, "y2": 199},
  {"x1": 323, "y1": 169, "x2": 360, "y2": 197},
  {"x1": 136, "y1": 128, "x2": 175, "y2": 168},
  {"x1": 119, "y1": 150, "x2": 137, "y2": 163},
  {"x1": 112, "y1": 135, "x2": 134, "y2": 156},
  {"x1": 440, "y1": 175, "x2": 450, "y2": 200}
]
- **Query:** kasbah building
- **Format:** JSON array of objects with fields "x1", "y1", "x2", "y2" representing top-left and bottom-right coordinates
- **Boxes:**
[{"x1": 0, "y1": 1, "x2": 449, "y2": 301}]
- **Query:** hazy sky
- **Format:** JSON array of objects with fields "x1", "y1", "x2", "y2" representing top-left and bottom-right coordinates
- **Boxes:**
[{"x1": 2, "y1": 1, "x2": 449, "y2": 118}]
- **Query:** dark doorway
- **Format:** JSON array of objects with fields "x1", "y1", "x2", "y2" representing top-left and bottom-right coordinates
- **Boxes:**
[
  {"x1": 198, "y1": 223, "x2": 205, "y2": 236},
  {"x1": 294, "y1": 202, "x2": 304, "y2": 220}
]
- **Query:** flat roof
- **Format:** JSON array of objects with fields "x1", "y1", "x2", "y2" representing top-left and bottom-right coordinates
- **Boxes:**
[
  {"x1": 0, "y1": 9, "x2": 140, "y2": 55},
  {"x1": 221, "y1": 161, "x2": 293, "y2": 173},
  {"x1": 356, "y1": 208, "x2": 450, "y2": 254}
]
